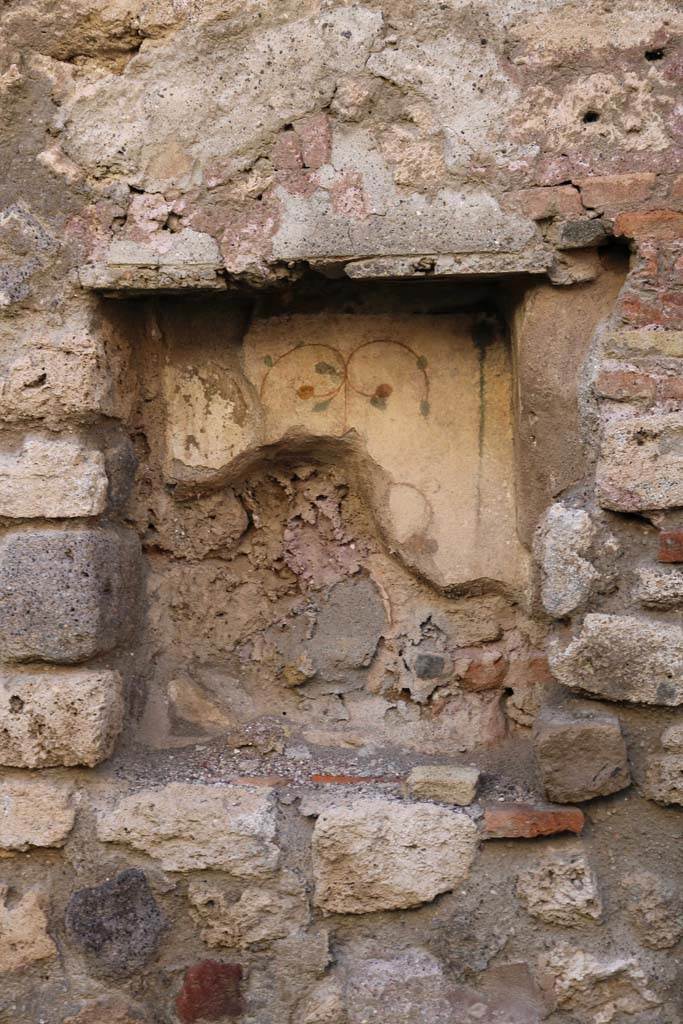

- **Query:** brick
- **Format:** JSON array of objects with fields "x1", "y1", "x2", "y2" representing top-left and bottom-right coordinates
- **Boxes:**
[
  {"x1": 0, "y1": 669, "x2": 124, "y2": 768},
  {"x1": 550, "y1": 614, "x2": 683, "y2": 706},
  {"x1": 483, "y1": 803, "x2": 584, "y2": 839},
  {"x1": 596, "y1": 412, "x2": 683, "y2": 512},
  {"x1": 534, "y1": 708, "x2": 630, "y2": 803},
  {"x1": 66, "y1": 869, "x2": 168, "y2": 977},
  {"x1": 614, "y1": 209, "x2": 683, "y2": 241},
  {"x1": 176, "y1": 961, "x2": 244, "y2": 1024},
  {"x1": 594, "y1": 367, "x2": 656, "y2": 402},
  {"x1": 576, "y1": 173, "x2": 656, "y2": 211},
  {"x1": 312, "y1": 798, "x2": 478, "y2": 913},
  {"x1": 406, "y1": 765, "x2": 479, "y2": 805},
  {"x1": 97, "y1": 783, "x2": 279, "y2": 875},
  {"x1": 0, "y1": 434, "x2": 107, "y2": 518},
  {"x1": 0, "y1": 527, "x2": 141, "y2": 663},
  {"x1": 507, "y1": 185, "x2": 583, "y2": 221},
  {"x1": 0, "y1": 887, "x2": 56, "y2": 973},
  {"x1": 0, "y1": 779, "x2": 75, "y2": 850}
]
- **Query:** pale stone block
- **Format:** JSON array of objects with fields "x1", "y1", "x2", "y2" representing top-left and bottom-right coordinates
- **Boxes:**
[
  {"x1": 551, "y1": 614, "x2": 683, "y2": 706},
  {"x1": 642, "y1": 753, "x2": 682, "y2": 806},
  {"x1": 541, "y1": 945, "x2": 661, "y2": 1023},
  {"x1": 517, "y1": 852, "x2": 602, "y2": 925},
  {"x1": 0, "y1": 669, "x2": 124, "y2": 768},
  {"x1": 97, "y1": 783, "x2": 279, "y2": 875},
  {"x1": 596, "y1": 412, "x2": 683, "y2": 512},
  {"x1": 0, "y1": 778, "x2": 75, "y2": 850},
  {"x1": 312, "y1": 798, "x2": 478, "y2": 913},
  {"x1": 0, "y1": 435, "x2": 107, "y2": 518},
  {"x1": 0, "y1": 887, "x2": 56, "y2": 973},
  {"x1": 537, "y1": 504, "x2": 597, "y2": 618},
  {"x1": 633, "y1": 566, "x2": 683, "y2": 609},
  {"x1": 406, "y1": 765, "x2": 479, "y2": 805},
  {"x1": 188, "y1": 872, "x2": 309, "y2": 948}
]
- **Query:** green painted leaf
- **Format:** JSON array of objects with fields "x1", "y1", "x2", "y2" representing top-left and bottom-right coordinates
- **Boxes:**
[
  {"x1": 312, "y1": 399, "x2": 332, "y2": 412},
  {"x1": 314, "y1": 361, "x2": 339, "y2": 376},
  {"x1": 420, "y1": 399, "x2": 430, "y2": 417},
  {"x1": 370, "y1": 395, "x2": 387, "y2": 410},
  {"x1": 416, "y1": 355, "x2": 428, "y2": 370},
  {"x1": 263, "y1": 355, "x2": 273, "y2": 367}
]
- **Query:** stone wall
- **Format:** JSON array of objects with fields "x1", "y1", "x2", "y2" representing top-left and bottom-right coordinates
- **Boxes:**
[{"x1": 0, "y1": 2, "x2": 681, "y2": 1022}]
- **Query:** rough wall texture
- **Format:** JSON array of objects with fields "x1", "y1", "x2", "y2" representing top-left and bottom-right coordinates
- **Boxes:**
[{"x1": 0, "y1": 2, "x2": 682, "y2": 1022}]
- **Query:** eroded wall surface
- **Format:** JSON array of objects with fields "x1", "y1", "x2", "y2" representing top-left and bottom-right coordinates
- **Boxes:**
[{"x1": 0, "y1": 2, "x2": 682, "y2": 1023}]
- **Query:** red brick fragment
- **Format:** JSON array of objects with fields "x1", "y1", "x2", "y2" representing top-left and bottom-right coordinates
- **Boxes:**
[
  {"x1": 483, "y1": 803, "x2": 584, "y2": 839},
  {"x1": 614, "y1": 209, "x2": 683, "y2": 242},
  {"x1": 297, "y1": 113, "x2": 331, "y2": 169},
  {"x1": 576, "y1": 173, "x2": 656, "y2": 211},
  {"x1": 506, "y1": 185, "x2": 583, "y2": 221},
  {"x1": 594, "y1": 368, "x2": 657, "y2": 402},
  {"x1": 456, "y1": 648, "x2": 509, "y2": 692},
  {"x1": 658, "y1": 530, "x2": 683, "y2": 563},
  {"x1": 176, "y1": 961, "x2": 244, "y2": 1023}
]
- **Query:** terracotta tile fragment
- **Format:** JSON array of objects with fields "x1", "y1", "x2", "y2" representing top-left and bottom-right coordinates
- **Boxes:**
[
  {"x1": 176, "y1": 960, "x2": 244, "y2": 1023},
  {"x1": 659, "y1": 530, "x2": 683, "y2": 563},
  {"x1": 483, "y1": 803, "x2": 585, "y2": 839}
]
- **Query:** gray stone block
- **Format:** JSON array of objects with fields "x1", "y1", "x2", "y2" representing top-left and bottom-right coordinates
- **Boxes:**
[
  {"x1": 0, "y1": 527, "x2": 141, "y2": 663},
  {"x1": 534, "y1": 707, "x2": 631, "y2": 803}
]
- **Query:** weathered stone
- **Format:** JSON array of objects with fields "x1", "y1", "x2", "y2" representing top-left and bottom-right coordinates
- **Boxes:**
[
  {"x1": 62, "y1": 994, "x2": 148, "y2": 1024},
  {"x1": 534, "y1": 707, "x2": 630, "y2": 803},
  {"x1": 302, "y1": 576, "x2": 386, "y2": 689},
  {"x1": 622, "y1": 871, "x2": 683, "y2": 950},
  {"x1": 83, "y1": 230, "x2": 225, "y2": 292},
  {"x1": 0, "y1": 435, "x2": 107, "y2": 518},
  {"x1": 0, "y1": 527, "x2": 141, "y2": 663},
  {"x1": 0, "y1": 778, "x2": 75, "y2": 851},
  {"x1": 312, "y1": 798, "x2": 478, "y2": 913},
  {"x1": 550, "y1": 614, "x2": 683, "y2": 706},
  {"x1": 541, "y1": 945, "x2": 661, "y2": 1023},
  {"x1": 66, "y1": 869, "x2": 167, "y2": 976},
  {"x1": 662, "y1": 722, "x2": 683, "y2": 750},
  {"x1": 97, "y1": 783, "x2": 279, "y2": 875},
  {"x1": 634, "y1": 566, "x2": 683, "y2": 608},
  {"x1": 0, "y1": 669, "x2": 124, "y2": 768},
  {"x1": 642, "y1": 753, "x2": 683, "y2": 806},
  {"x1": 0, "y1": 886, "x2": 56, "y2": 972},
  {"x1": 596, "y1": 413, "x2": 683, "y2": 512},
  {"x1": 188, "y1": 873, "x2": 309, "y2": 948},
  {"x1": 517, "y1": 852, "x2": 602, "y2": 925},
  {"x1": 548, "y1": 218, "x2": 606, "y2": 249},
  {"x1": 537, "y1": 504, "x2": 597, "y2": 617},
  {"x1": 175, "y1": 960, "x2": 244, "y2": 1024},
  {"x1": 405, "y1": 765, "x2": 479, "y2": 806},
  {"x1": 299, "y1": 977, "x2": 346, "y2": 1024},
  {"x1": 483, "y1": 803, "x2": 584, "y2": 839}
]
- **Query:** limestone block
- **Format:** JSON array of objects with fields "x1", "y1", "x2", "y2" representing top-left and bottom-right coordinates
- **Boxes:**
[
  {"x1": 622, "y1": 871, "x2": 683, "y2": 950},
  {"x1": 642, "y1": 753, "x2": 683, "y2": 806},
  {"x1": 97, "y1": 783, "x2": 279, "y2": 875},
  {"x1": 0, "y1": 434, "x2": 107, "y2": 518},
  {"x1": 0, "y1": 886, "x2": 56, "y2": 973},
  {"x1": 0, "y1": 669, "x2": 124, "y2": 768},
  {"x1": 537, "y1": 504, "x2": 597, "y2": 618},
  {"x1": 405, "y1": 765, "x2": 479, "y2": 805},
  {"x1": 65, "y1": 869, "x2": 168, "y2": 977},
  {"x1": 0, "y1": 527, "x2": 141, "y2": 663},
  {"x1": 604, "y1": 329, "x2": 683, "y2": 360},
  {"x1": 516, "y1": 852, "x2": 602, "y2": 925},
  {"x1": 541, "y1": 945, "x2": 660, "y2": 1023},
  {"x1": 596, "y1": 412, "x2": 683, "y2": 512},
  {"x1": 0, "y1": 778, "x2": 75, "y2": 850},
  {"x1": 188, "y1": 873, "x2": 309, "y2": 948},
  {"x1": 299, "y1": 978, "x2": 346, "y2": 1024},
  {"x1": 533, "y1": 707, "x2": 630, "y2": 802},
  {"x1": 550, "y1": 614, "x2": 683, "y2": 705},
  {"x1": 312, "y1": 798, "x2": 478, "y2": 913},
  {"x1": 662, "y1": 722, "x2": 683, "y2": 750},
  {"x1": 633, "y1": 566, "x2": 683, "y2": 609}
]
